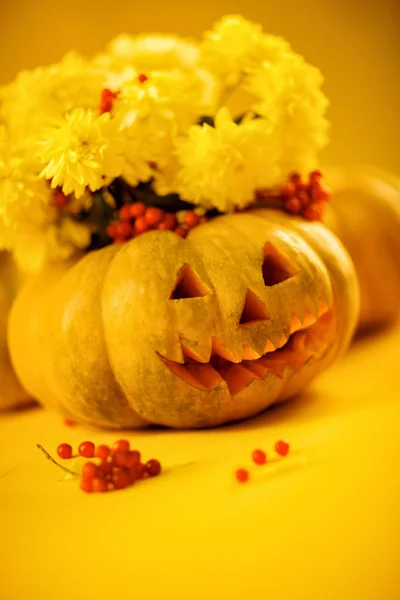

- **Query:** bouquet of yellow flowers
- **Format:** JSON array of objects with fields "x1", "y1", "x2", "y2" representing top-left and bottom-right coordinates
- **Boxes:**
[{"x1": 0, "y1": 15, "x2": 329, "y2": 272}]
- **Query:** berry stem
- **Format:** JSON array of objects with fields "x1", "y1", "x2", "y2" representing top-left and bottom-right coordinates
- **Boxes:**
[{"x1": 37, "y1": 444, "x2": 81, "y2": 477}]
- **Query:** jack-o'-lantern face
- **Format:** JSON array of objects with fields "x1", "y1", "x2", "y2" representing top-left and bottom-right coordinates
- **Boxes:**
[{"x1": 102, "y1": 210, "x2": 340, "y2": 428}]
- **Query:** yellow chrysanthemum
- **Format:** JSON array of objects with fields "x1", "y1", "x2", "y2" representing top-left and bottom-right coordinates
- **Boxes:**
[
  {"x1": 39, "y1": 108, "x2": 124, "y2": 198},
  {"x1": 199, "y1": 15, "x2": 290, "y2": 87},
  {"x1": 0, "y1": 127, "x2": 54, "y2": 244},
  {"x1": 114, "y1": 69, "x2": 209, "y2": 188},
  {"x1": 246, "y1": 53, "x2": 329, "y2": 175},
  {"x1": 116, "y1": 69, "x2": 207, "y2": 132},
  {"x1": 176, "y1": 107, "x2": 279, "y2": 212},
  {"x1": 0, "y1": 52, "x2": 105, "y2": 142}
]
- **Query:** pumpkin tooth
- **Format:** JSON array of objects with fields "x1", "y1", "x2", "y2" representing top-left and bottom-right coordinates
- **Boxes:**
[
  {"x1": 257, "y1": 357, "x2": 288, "y2": 378},
  {"x1": 290, "y1": 313, "x2": 303, "y2": 334},
  {"x1": 267, "y1": 329, "x2": 284, "y2": 349},
  {"x1": 217, "y1": 364, "x2": 259, "y2": 395},
  {"x1": 242, "y1": 361, "x2": 270, "y2": 378},
  {"x1": 211, "y1": 336, "x2": 241, "y2": 363},
  {"x1": 242, "y1": 344, "x2": 261, "y2": 360},
  {"x1": 277, "y1": 332, "x2": 289, "y2": 348},
  {"x1": 158, "y1": 338, "x2": 185, "y2": 363},
  {"x1": 157, "y1": 353, "x2": 208, "y2": 390},
  {"x1": 318, "y1": 299, "x2": 330, "y2": 316},
  {"x1": 292, "y1": 301, "x2": 307, "y2": 325},
  {"x1": 263, "y1": 337, "x2": 276, "y2": 354},
  {"x1": 186, "y1": 363, "x2": 223, "y2": 390},
  {"x1": 240, "y1": 365, "x2": 262, "y2": 379},
  {"x1": 180, "y1": 341, "x2": 211, "y2": 364},
  {"x1": 302, "y1": 311, "x2": 317, "y2": 328}
]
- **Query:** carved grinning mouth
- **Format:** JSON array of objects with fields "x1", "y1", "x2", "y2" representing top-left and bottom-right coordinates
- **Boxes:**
[{"x1": 158, "y1": 303, "x2": 335, "y2": 396}]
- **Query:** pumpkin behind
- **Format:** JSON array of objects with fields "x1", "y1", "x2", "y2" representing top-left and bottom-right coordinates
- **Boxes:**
[{"x1": 0, "y1": 252, "x2": 32, "y2": 410}]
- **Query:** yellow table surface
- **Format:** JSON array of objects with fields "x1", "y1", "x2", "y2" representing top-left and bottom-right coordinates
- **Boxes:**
[{"x1": 1, "y1": 325, "x2": 399, "y2": 600}]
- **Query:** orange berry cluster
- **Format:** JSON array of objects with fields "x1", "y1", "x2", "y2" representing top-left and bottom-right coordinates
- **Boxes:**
[
  {"x1": 235, "y1": 439, "x2": 290, "y2": 483},
  {"x1": 107, "y1": 201, "x2": 204, "y2": 244},
  {"x1": 57, "y1": 439, "x2": 161, "y2": 494},
  {"x1": 280, "y1": 171, "x2": 330, "y2": 221}
]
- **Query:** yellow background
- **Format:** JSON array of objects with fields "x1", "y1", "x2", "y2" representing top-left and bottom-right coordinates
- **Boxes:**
[
  {"x1": 1, "y1": 2, "x2": 399, "y2": 598},
  {"x1": 1, "y1": 0, "x2": 400, "y2": 172}
]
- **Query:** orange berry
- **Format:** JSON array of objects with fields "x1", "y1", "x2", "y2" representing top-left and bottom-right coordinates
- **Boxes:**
[
  {"x1": 107, "y1": 223, "x2": 118, "y2": 239},
  {"x1": 112, "y1": 451, "x2": 130, "y2": 468},
  {"x1": 284, "y1": 197, "x2": 302, "y2": 214},
  {"x1": 113, "y1": 236, "x2": 126, "y2": 245},
  {"x1": 54, "y1": 190, "x2": 69, "y2": 208},
  {"x1": 96, "y1": 445, "x2": 110, "y2": 460},
  {"x1": 280, "y1": 183, "x2": 296, "y2": 198},
  {"x1": 235, "y1": 468, "x2": 249, "y2": 483},
  {"x1": 290, "y1": 172, "x2": 302, "y2": 186},
  {"x1": 138, "y1": 73, "x2": 148, "y2": 83},
  {"x1": 99, "y1": 460, "x2": 113, "y2": 477},
  {"x1": 309, "y1": 169, "x2": 322, "y2": 182},
  {"x1": 114, "y1": 221, "x2": 133, "y2": 239},
  {"x1": 145, "y1": 206, "x2": 163, "y2": 226},
  {"x1": 275, "y1": 439, "x2": 290, "y2": 457},
  {"x1": 145, "y1": 459, "x2": 161, "y2": 477},
  {"x1": 184, "y1": 211, "x2": 200, "y2": 228},
  {"x1": 303, "y1": 202, "x2": 325, "y2": 221},
  {"x1": 113, "y1": 469, "x2": 131, "y2": 490},
  {"x1": 174, "y1": 226, "x2": 188, "y2": 238},
  {"x1": 112, "y1": 439, "x2": 130, "y2": 453},
  {"x1": 80, "y1": 478, "x2": 93, "y2": 493},
  {"x1": 158, "y1": 212, "x2": 177, "y2": 230},
  {"x1": 318, "y1": 186, "x2": 330, "y2": 202},
  {"x1": 134, "y1": 216, "x2": 149, "y2": 234},
  {"x1": 92, "y1": 477, "x2": 108, "y2": 493},
  {"x1": 100, "y1": 88, "x2": 119, "y2": 114},
  {"x1": 297, "y1": 190, "x2": 311, "y2": 207},
  {"x1": 57, "y1": 443, "x2": 72, "y2": 459},
  {"x1": 82, "y1": 462, "x2": 99, "y2": 480},
  {"x1": 136, "y1": 462, "x2": 146, "y2": 480},
  {"x1": 125, "y1": 450, "x2": 141, "y2": 467},
  {"x1": 78, "y1": 441, "x2": 95, "y2": 459},
  {"x1": 119, "y1": 205, "x2": 133, "y2": 222},
  {"x1": 129, "y1": 202, "x2": 146, "y2": 218},
  {"x1": 252, "y1": 449, "x2": 267, "y2": 465},
  {"x1": 309, "y1": 181, "x2": 321, "y2": 201}
]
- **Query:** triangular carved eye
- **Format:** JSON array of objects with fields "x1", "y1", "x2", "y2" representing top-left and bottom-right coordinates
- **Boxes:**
[
  {"x1": 240, "y1": 289, "x2": 270, "y2": 325},
  {"x1": 170, "y1": 264, "x2": 211, "y2": 300},
  {"x1": 262, "y1": 242, "x2": 299, "y2": 286}
]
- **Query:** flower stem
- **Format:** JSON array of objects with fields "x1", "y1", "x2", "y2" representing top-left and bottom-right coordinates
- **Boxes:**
[{"x1": 37, "y1": 444, "x2": 81, "y2": 477}]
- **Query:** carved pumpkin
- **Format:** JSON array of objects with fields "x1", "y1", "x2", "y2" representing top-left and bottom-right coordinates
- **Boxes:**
[
  {"x1": 8, "y1": 209, "x2": 359, "y2": 428},
  {"x1": 0, "y1": 252, "x2": 31, "y2": 410},
  {"x1": 326, "y1": 165, "x2": 400, "y2": 332}
]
